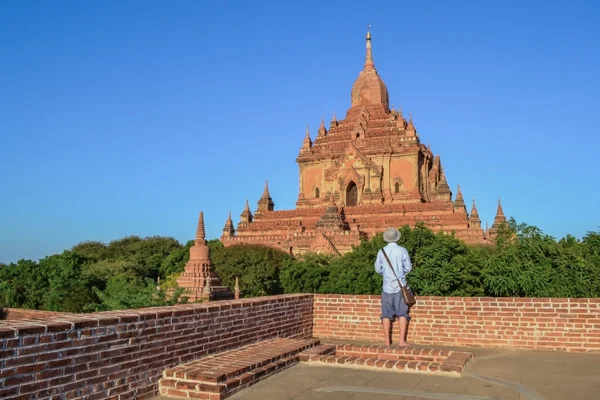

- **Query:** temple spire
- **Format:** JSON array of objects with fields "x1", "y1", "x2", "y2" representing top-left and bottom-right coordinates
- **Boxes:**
[
  {"x1": 437, "y1": 169, "x2": 450, "y2": 194},
  {"x1": 318, "y1": 116, "x2": 327, "y2": 137},
  {"x1": 492, "y1": 197, "x2": 507, "y2": 229},
  {"x1": 330, "y1": 111, "x2": 338, "y2": 129},
  {"x1": 406, "y1": 113, "x2": 416, "y2": 136},
  {"x1": 222, "y1": 211, "x2": 235, "y2": 238},
  {"x1": 496, "y1": 198, "x2": 505, "y2": 216},
  {"x1": 302, "y1": 125, "x2": 312, "y2": 148},
  {"x1": 453, "y1": 184, "x2": 466, "y2": 213},
  {"x1": 239, "y1": 199, "x2": 253, "y2": 227},
  {"x1": 455, "y1": 184, "x2": 464, "y2": 203},
  {"x1": 364, "y1": 24, "x2": 375, "y2": 71},
  {"x1": 469, "y1": 198, "x2": 481, "y2": 229},
  {"x1": 262, "y1": 181, "x2": 271, "y2": 198},
  {"x1": 179, "y1": 211, "x2": 234, "y2": 302},
  {"x1": 257, "y1": 180, "x2": 275, "y2": 213},
  {"x1": 196, "y1": 211, "x2": 206, "y2": 243},
  {"x1": 471, "y1": 198, "x2": 479, "y2": 217}
]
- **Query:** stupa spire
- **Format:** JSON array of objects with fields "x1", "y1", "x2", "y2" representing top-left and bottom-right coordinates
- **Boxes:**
[
  {"x1": 302, "y1": 125, "x2": 312, "y2": 148},
  {"x1": 455, "y1": 184, "x2": 464, "y2": 202},
  {"x1": 469, "y1": 199, "x2": 481, "y2": 229},
  {"x1": 222, "y1": 211, "x2": 235, "y2": 238},
  {"x1": 196, "y1": 211, "x2": 206, "y2": 243},
  {"x1": 178, "y1": 211, "x2": 233, "y2": 302},
  {"x1": 330, "y1": 111, "x2": 338, "y2": 129},
  {"x1": 496, "y1": 198, "x2": 505, "y2": 216},
  {"x1": 364, "y1": 24, "x2": 375, "y2": 71},
  {"x1": 262, "y1": 181, "x2": 270, "y2": 198},
  {"x1": 318, "y1": 115, "x2": 327, "y2": 137},
  {"x1": 471, "y1": 198, "x2": 479, "y2": 217},
  {"x1": 492, "y1": 198, "x2": 507, "y2": 229},
  {"x1": 257, "y1": 180, "x2": 275, "y2": 213},
  {"x1": 239, "y1": 199, "x2": 253, "y2": 227}
]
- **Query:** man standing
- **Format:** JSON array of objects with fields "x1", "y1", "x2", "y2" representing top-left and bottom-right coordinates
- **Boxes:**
[{"x1": 374, "y1": 227, "x2": 413, "y2": 346}]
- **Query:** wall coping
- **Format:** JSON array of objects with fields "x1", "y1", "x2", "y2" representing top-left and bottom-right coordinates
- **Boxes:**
[
  {"x1": 2, "y1": 293, "x2": 600, "y2": 337},
  {"x1": 0, "y1": 294, "x2": 313, "y2": 335}
]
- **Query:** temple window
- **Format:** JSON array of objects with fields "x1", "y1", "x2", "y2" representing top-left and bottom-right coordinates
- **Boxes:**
[
  {"x1": 395, "y1": 182, "x2": 400, "y2": 193},
  {"x1": 315, "y1": 187, "x2": 320, "y2": 198}
]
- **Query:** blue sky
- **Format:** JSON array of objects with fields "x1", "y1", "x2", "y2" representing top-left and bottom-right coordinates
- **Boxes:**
[{"x1": 1, "y1": 0, "x2": 599, "y2": 263}]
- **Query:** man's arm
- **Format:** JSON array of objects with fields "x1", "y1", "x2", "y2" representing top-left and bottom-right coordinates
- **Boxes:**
[
  {"x1": 374, "y1": 250, "x2": 384, "y2": 275},
  {"x1": 402, "y1": 248, "x2": 413, "y2": 275}
]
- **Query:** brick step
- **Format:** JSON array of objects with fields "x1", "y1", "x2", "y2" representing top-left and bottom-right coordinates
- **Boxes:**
[
  {"x1": 335, "y1": 344, "x2": 451, "y2": 362},
  {"x1": 301, "y1": 343, "x2": 473, "y2": 376},
  {"x1": 159, "y1": 338, "x2": 323, "y2": 400},
  {"x1": 298, "y1": 344, "x2": 337, "y2": 361}
]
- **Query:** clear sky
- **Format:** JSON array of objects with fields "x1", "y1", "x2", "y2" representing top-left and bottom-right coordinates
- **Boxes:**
[{"x1": 1, "y1": 0, "x2": 599, "y2": 263}]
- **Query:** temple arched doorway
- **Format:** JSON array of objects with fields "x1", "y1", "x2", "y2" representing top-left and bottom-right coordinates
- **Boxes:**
[{"x1": 346, "y1": 181, "x2": 358, "y2": 206}]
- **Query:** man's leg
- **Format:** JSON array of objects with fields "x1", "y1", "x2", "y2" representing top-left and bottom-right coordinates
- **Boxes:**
[
  {"x1": 398, "y1": 317, "x2": 408, "y2": 346},
  {"x1": 394, "y1": 291, "x2": 411, "y2": 346},
  {"x1": 381, "y1": 292, "x2": 394, "y2": 346},
  {"x1": 382, "y1": 318, "x2": 392, "y2": 346}
]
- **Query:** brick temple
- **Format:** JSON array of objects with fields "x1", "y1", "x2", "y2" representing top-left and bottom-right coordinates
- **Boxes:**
[{"x1": 220, "y1": 29, "x2": 506, "y2": 255}]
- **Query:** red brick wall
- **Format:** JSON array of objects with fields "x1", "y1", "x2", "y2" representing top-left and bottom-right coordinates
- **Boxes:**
[
  {"x1": 313, "y1": 295, "x2": 600, "y2": 353},
  {"x1": 0, "y1": 294, "x2": 313, "y2": 400},
  {"x1": 1, "y1": 308, "x2": 76, "y2": 321}
]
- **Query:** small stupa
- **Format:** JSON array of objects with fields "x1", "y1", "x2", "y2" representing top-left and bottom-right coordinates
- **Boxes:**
[{"x1": 176, "y1": 211, "x2": 233, "y2": 301}]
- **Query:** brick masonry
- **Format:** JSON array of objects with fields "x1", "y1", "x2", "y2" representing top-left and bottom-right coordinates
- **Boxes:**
[
  {"x1": 313, "y1": 294, "x2": 600, "y2": 352},
  {"x1": 159, "y1": 338, "x2": 323, "y2": 400},
  {"x1": 303, "y1": 344, "x2": 473, "y2": 376},
  {"x1": 0, "y1": 308, "x2": 76, "y2": 321},
  {"x1": 0, "y1": 294, "x2": 313, "y2": 400},
  {"x1": 2, "y1": 293, "x2": 600, "y2": 400}
]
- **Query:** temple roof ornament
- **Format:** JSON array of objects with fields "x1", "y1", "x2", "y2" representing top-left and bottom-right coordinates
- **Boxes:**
[{"x1": 350, "y1": 26, "x2": 389, "y2": 109}]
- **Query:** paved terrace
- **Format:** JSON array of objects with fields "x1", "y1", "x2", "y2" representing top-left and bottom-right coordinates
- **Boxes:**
[
  {"x1": 219, "y1": 341, "x2": 600, "y2": 400},
  {"x1": 1, "y1": 294, "x2": 599, "y2": 400}
]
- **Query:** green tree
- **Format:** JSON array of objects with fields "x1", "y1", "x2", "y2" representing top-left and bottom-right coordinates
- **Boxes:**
[
  {"x1": 39, "y1": 251, "x2": 93, "y2": 312},
  {"x1": 280, "y1": 253, "x2": 331, "y2": 293},
  {"x1": 0, "y1": 263, "x2": 20, "y2": 307},
  {"x1": 210, "y1": 244, "x2": 291, "y2": 297},
  {"x1": 81, "y1": 259, "x2": 146, "y2": 292},
  {"x1": 71, "y1": 241, "x2": 108, "y2": 262},
  {"x1": 7, "y1": 259, "x2": 48, "y2": 309},
  {"x1": 159, "y1": 240, "x2": 192, "y2": 278},
  {"x1": 319, "y1": 235, "x2": 385, "y2": 294},
  {"x1": 87, "y1": 274, "x2": 187, "y2": 311}
]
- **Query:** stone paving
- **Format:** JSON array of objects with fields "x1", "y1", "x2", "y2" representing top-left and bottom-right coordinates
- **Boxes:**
[{"x1": 155, "y1": 340, "x2": 600, "y2": 400}]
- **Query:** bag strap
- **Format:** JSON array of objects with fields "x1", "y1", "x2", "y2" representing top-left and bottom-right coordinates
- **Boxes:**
[{"x1": 381, "y1": 248, "x2": 405, "y2": 289}]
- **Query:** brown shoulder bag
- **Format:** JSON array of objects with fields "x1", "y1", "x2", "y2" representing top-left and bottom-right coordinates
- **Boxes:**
[{"x1": 381, "y1": 248, "x2": 416, "y2": 306}]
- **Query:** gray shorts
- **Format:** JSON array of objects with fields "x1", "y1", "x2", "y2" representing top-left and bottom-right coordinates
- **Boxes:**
[{"x1": 381, "y1": 291, "x2": 411, "y2": 322}]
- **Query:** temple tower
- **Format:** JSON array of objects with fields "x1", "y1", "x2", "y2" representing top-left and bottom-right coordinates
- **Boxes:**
[
  {"x1": 219, "y1": 27, "x2": 506, "y2": 254},
  {"x1": 177, "y1": 212, "x2": 233, "y2": 301}
]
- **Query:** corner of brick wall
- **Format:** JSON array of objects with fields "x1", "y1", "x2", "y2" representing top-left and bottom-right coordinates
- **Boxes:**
[
  {"x1": 312, "y1": 294, "x2": 600, "y2": 353},
  {"x1": 1, "y1": 308, "x2": 77, "y2": 321},
  {"x1": 0, "y1": 294, "x2": 314, "y2": 400}
]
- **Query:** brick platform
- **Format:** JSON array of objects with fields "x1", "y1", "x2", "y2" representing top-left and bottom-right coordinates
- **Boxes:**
[
  {"x1": 158, "y1": 338, "x2": 328, "y2": 400},
  {"x1": 159, "y1": 338, "x2": 473, "y2": 400},
  {"x1": 302, "y1": 343, "x2": 473, "y2": 376}
]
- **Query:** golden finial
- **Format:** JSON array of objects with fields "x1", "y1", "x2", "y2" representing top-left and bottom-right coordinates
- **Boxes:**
[{"x1": 367, "y1": 23, "x2": 371, "y2": 39}]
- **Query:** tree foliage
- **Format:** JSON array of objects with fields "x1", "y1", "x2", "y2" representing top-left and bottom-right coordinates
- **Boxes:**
[
  {"x1": 1, "y1": 236, "x2": 189, "y2": 312},
  {"x1": 211, "y1": 244, "x2": 291, "y2": 297},
  {"x1": 1, "y1": 220, "x2": 599, "y2": 314}
]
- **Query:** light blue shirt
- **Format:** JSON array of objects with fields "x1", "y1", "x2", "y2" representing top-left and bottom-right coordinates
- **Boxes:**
[{"x1": 374, "y1": 243, "x2": 412, "y2": 293}]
